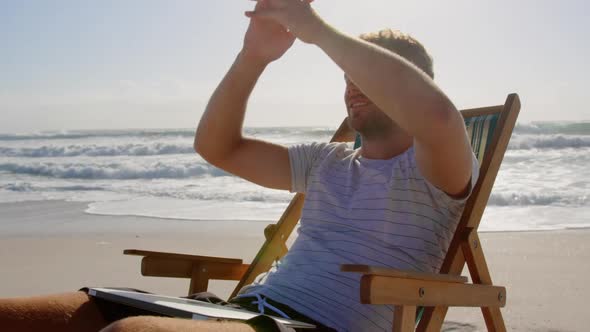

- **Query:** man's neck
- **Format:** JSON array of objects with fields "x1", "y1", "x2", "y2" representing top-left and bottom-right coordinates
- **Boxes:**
[{"x1": 359, "y1": 130, "x2": 413, "y2": 160}]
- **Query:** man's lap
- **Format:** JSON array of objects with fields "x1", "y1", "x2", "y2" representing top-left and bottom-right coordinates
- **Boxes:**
[
  {"x1": 0, "y1": 291, "x2": 287, "y2": 332},
  {"x1": 0, "y1": 291, "x2": 109, "y2": 332},
  {"x1": 80, "y1": 288, "x2": 330, "y2": 332},
  {"x1": 102, "y1": 315, "x2": 258, "y2": 332}
]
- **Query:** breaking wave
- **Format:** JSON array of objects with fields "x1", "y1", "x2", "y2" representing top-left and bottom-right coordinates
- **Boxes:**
[
  {"x1": 127, "y1": 188, "x2": 291, "y2": 203},
  {"x1": 0, "y1": 129, "x2": 195, "y2": 141},
  {"x1": 0, "y1": 127, "x2": 334, "y2": 142},
  {"x1": 0, "y1": 161, "x2": 228, "y2": 180},
  {"x1": 0, "y1": 143, "x2": 195, "y2": 158},
  {"x1": 0, "y1": 181, "x2": 290, "y2": 203},
  {"x1": 2, "y1": 134, "x2": 587, "y2": 159},
  {"x1": 1, "y1": 182, "x2": 105, "y2": 192},
  {"x1": 488, "y1": 192, "x2": 588, "y2": 207},
  {"x1": 514, "y1": 122, "x2": 590, "y2": 135},
  {"x1": 508, "y1": 135, "x2": 590, "y2": 150}
]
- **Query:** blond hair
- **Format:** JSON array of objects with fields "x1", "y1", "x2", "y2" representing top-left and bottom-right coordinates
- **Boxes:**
[{"x1": 359, "y1": 29, "x2": 434, "y2": 79}]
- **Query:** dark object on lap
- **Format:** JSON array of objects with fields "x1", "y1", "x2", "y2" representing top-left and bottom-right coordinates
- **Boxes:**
[
  {"x1": 81, "y1": 288, "x2": 334, "y2": 331},
  {"x1": 82, "y1": 287, "x2": 163, "y2": 323}
]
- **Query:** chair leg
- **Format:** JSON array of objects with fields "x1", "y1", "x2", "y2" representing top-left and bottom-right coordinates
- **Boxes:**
[
  {"x1": 416, "y1": 306, "x2": 447, "y2": 332},
  {"x1": 393, "y1": 305, "x2": 416, "y2": 332},
  {"x1": 481, "y1": 307, "x2": 506, "y2": 332},
  {"x1": 463, "y1": 232, "x2": 506, "y2": 331},
  {"x1": 416, "y1": 248, "x2": 464, "y2": 332},
  {"x1": 188, "y1": 264, "x2": 209, "y2": 295}
]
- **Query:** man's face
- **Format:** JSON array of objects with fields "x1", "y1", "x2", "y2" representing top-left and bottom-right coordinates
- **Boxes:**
[{"x1": 344, "y1": 76, "x2": 393, "y2": 137}]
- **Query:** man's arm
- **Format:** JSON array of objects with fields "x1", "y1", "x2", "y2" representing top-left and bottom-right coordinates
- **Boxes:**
[
  {"x1": 247, "y1": 1, "x2": 474, "y2": 196},
  {"x1": 195, "y1": 54, "x2": 291, "y2": 190},
  {"x1": 316, "y1": 29, "x2": 473, "y2": 197},
  {"x1": 195, "y1": 2, "x2": 296, "y2": 191}
]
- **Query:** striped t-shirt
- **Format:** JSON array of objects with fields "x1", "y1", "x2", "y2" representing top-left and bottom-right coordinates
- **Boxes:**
[{"x1": 241, "y1": 142, "x2": 479, "y2": 331}]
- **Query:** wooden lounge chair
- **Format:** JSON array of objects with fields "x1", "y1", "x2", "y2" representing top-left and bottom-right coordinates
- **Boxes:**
[{"x1": 124, "y1": 93, "x2": 521, "y2": 332}]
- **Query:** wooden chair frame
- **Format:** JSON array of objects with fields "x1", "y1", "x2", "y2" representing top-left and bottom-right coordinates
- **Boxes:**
[{"x1": 125, "y1": 93, "x2": 521, "y2": 332}]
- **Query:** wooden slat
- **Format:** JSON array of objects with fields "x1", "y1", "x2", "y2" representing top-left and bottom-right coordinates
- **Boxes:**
[
  {"x1": 466, "y1": 94, "x2": 520, "y2": 229},
  {"x1": 393, "y1": 305, "x2": 416, "y2": 332},
  {"x1": 125, "y1": 249, "x2": 242, "y2": 264},
  {"x1": 360, "y1": 275, "x2": 506, "y2": 307},
  {"x1": 264, "y1": 224, "x2": 288, "y2": 257},
  {"x1": 199, "y1": 262, "x2": 250, "y2": 281},
  {"x1": 480, "y1": 307, "x2": 507, "y2": 332},
  {"x1": 230, "y1": 118, "x2": 354, "y2": 299},
  {"x1": 463, "y1": 231, "x2": 507, "y2": 331},
  {"x1": 141, "y1": 257, "x2": 192, "y2": 278},
  {"x1": 341, "y1": 264, "x2": 468, "y2": 283},
  {"x1": 461, "y1": 105, "x2": 503, "y2": 118},
  {"x1": 141, "y1": 256, "x2": 249, "y2": 280},
  {"x1": 420, "y1": 307, "x2": 447, "y2": 332},
  {"x1": 462, "y1": 231, "x2": 492, "y2": 285},
  {"x1": 231, "y1": 194, "x2": 305, "y2": 298}
]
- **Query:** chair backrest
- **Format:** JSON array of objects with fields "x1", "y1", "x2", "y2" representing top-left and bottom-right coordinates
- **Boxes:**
[
  {"x1": 415, "y1": 94, "x2": 520, "y2": 331},
  {"x1": 231, "y1": 94, "x2": 521, "y2": 299},
  {"x1": 443, "y1": 94, "x2": 520, "y2": 258}
]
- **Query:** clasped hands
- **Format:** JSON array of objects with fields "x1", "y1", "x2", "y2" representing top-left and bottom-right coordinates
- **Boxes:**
[{"x1": 245, "y1": 0, "x2": 323, "y2": 44}]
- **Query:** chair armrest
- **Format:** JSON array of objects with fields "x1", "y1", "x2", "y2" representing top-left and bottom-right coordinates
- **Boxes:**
[
  {"x1": 341, "y1": 264, "x2": 505, "y2": 308},
  {"x1": 124, "y1": 249, "x2": 249, "y2": 281},
  {"x1": 124, "y1": 249, "x2": 243, "y2": 264},
  {"x1": 341, "y1": 264, "x2": 468, "y2": 283}
]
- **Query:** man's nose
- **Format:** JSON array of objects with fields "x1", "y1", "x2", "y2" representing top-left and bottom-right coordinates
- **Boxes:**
[{"x1": 346, "y1": 84, "x2": 362, "y2": 97}]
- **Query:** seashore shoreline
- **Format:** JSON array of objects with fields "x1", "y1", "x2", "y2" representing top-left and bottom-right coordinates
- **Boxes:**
[{"x1": 0, "y1": 200, "x2": 588, "y2": 331}]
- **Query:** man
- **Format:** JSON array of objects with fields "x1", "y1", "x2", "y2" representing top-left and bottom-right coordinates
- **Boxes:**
[{"x1": 0, "y1": 1, "x2": 478, "y2": 331}]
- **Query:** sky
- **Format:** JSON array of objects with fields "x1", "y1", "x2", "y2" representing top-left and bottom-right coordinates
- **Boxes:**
[{"x1": 1, "y1": 0, "x2": 589, "y2": 132}]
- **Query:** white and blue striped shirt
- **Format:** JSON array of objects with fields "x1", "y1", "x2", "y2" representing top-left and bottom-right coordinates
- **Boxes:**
[{"x1": 241, "y1": 142, "x2": 479, "y2": 331}]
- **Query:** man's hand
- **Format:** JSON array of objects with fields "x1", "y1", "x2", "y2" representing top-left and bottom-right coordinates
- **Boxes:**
[
  {"x1": 242, "y1": 0, "x2": 297, "y2": 65},
  {"x1": 245, "y1": 0, "x2": 326, "y2": 45}
]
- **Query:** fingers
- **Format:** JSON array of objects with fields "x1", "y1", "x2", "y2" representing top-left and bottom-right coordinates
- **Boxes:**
[
  {"x1": 245, "y1": 0, "x2": 274, "y2": 18},
  {"x1": 245, "y1": 7, "x2": 281, "y2": 20},
  {"x1": 245, "y1": 0, "x2": 313, "y2": 18},
  {"x1": 248, "y1": 0, "x2": 313, "y2": 5},
  {"x1": 244, "y1": 0, "x2": 314, "y2": 27}
]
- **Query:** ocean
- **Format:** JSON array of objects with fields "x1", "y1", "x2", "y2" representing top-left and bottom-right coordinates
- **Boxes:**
[{"x1": 0, "y1": 122, "x2": 588, "y2": 232}]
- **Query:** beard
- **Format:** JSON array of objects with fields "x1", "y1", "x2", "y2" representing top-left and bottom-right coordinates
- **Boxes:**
[{"x1": 349, "y1": 110, "x2": 395, "y2": 140}]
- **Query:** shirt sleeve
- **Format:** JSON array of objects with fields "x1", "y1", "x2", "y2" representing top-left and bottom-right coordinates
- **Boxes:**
[{"x1": 287, "y1": 142, "x2": 330, "y2": 193}]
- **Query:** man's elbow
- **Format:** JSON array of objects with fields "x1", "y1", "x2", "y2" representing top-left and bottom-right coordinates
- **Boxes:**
[
  {"x1": 434, "y1": 105, "x2": 458, "y2": 129},
  {"x1": 193, "y1": 131, "x2": 217, "y2": 164},
  {"x1": 193, "y1": 133, "x2": 240, "y2": 169},
  {"x1": 193, "y1": 130, "x2": 207, "y2": 157},
  {"x1": 418, "y1": 101, "x2": 465, "y2": 147},
  {"x1": 193, "y1": 137, "x2": 220, "y2": 165},
  {"x1": 193, "y1": 135, "x2": 204, "y2": 156}
]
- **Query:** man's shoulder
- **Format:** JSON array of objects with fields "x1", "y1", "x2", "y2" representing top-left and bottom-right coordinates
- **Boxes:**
[
  {"x1": 314, "y1": 142, "x2": 356, "y2": 163},
  {"x1": 294, "y1": 141, "x2": 354, "y2": 161}
]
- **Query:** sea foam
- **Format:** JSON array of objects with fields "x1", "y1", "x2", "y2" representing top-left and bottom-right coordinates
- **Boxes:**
[
  {"x1": 0, "y1": 123, "x2": 588, "y2": 232},
  {"x1": 0, "y1": 160, "x2": 228, "y2": 180}
]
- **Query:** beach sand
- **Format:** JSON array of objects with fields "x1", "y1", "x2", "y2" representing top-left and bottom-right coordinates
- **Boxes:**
[{"x1": 1, "y1": 200, "x2": 588, "y2": 331}]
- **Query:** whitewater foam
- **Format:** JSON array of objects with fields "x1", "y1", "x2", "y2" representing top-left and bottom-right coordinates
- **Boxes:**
[
  {"x1": 0, "y1": 123, "x2": 588, "y2": 232},
  {"x1": 509, "y1": 134, "x2": 590, "y2": 150}
]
